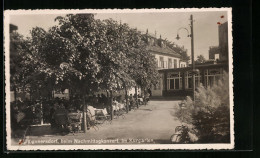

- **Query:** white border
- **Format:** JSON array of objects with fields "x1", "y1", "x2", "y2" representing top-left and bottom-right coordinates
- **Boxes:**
[{"x1": 4, "y1": 8, "x2": 233, "y2": 150}]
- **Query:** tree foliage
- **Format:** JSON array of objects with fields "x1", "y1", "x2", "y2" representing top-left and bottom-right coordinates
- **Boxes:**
[
  {"x1": 195, "y1": 55, "x2": 206, "y2": 64},
  {"x1": 10, "y1": 14, "x2": 159, "y2": 99},
  {"x1": 175, "y1": 71, "x2": 230, "y2": 143}
]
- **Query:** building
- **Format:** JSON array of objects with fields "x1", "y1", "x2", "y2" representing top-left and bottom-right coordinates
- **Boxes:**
[
  {"x1": 208, "y1": 22, "x2": 228, "y2": 61},
  {"x1": 145, "y1": 34, "x2": 186, "y2": 70},
  {"x1": 10, "y1": 24, "x2": 18, "y2": 33},
  {"x1": 209, "y1": 46, "x2": 220, "y2": 60},
  {"x1": 151, "y1": 22, "x2": 229, "y2": 98},
  {"x1": 158, "y1": 62, "x2": 228, "y2": 98},
  {"x1": 218, "y1": 22, "x2": 228, "y2": 61},
  {"x1": 143, "y1": 33, "x2": 188, "y2": 97}
]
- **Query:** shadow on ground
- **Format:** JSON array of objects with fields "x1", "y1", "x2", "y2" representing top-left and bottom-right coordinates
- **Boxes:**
[{"x1": 12, "y1": 125, "x2": 70, "y2": 137}]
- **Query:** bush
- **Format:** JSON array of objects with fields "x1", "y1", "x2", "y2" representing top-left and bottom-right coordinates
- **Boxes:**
[{"x1": 175, "y1": 71, "x2": 230, "y2": 143}]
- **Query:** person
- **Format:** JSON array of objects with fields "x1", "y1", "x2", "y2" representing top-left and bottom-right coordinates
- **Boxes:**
[
  {"x1": 145, "y1": 90, "x2": 151, "y2": 103},
  {"x1": 92, "y1": 95, "x2": 98, "y2": 106},
  {"x1": 117, "y1": 95, "x2": 123, "y2": 103},
  {"x1": 97, "y1": 94, "x2": 101, "y2": 103},
  {"x1": 11, "y1": 103, "x2": 19, "y2": 131},
  {"x1": 134, "y1": 93, "x2": 140, "y2": 108},
  {"x1": 148, "y1": 88, "x2": 152, "y2": 97},
  {"x1": 53, "y1": 104, "x2": 69, "y2": 134},
  {"x1": 129, "y1": 94, "x2": 134, "y2": 111},
  {"x1": 101, "y1": 93, "x2": 108, "y2": 108},
  {"x1": 50, "y1": 102, "x2": 59, "y2": 129}
]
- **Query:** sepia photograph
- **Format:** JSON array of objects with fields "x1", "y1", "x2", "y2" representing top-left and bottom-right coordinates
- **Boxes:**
[{"x1": 4, "y1": 8, "x2": 233, "y2": 150}]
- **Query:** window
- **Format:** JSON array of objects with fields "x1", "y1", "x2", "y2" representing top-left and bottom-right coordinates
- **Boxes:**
[
  {"x1": 159, "y1": 56, "x2": 167, "y2": 69},
  {"x1": 168, "y1": 58, "x2": 172, "y2": 68},
  {"x1": 205, "y1": 69, "x2": 223, "y2": 87},
  {"x1": 167, "y1": 72, "x2": 182, "y2": 90},
  {"x1": 185, "y1": 71, "x2": 192, "y2": 89},
  {"x1": 185, "y1": 71, "x2": 201, "y2": 89},
  {"x1": 155, "y1": 58, "x2": 159, "y2": 68},
  {"x1": 174, "y1": 59, "x2": 177, "y2": 68},
  {"x1": 159, "y1": 56, "x2": 164, "y2": 68},
  {"x1": 164, "y1": 61, "x2": 167, "y2": 68}
]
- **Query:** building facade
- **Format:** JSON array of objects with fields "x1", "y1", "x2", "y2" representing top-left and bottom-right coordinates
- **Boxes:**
[
  {"x1": 209, "y1": 46, "x2": 220, "y2": 60},
  {"x1": 218, "y1": 22, "x2": 228, "y2": 61},
  {"x1": 158, "y1": 62, "x2": 228, "y2": 98},
  {"x1": 144, "y1": 34, "x2": 188, "y2": 97},
  {"x1": 208, "y1": 22, "x2": 228, "y2": 62}
]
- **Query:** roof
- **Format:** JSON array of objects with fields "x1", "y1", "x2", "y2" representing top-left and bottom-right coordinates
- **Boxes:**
[
  {"x1": 147, "y1": 45, "x2": 181, "y2": 58},
  {"x1": 158, "y1": 62, "x2": 228, "y2": 73}
]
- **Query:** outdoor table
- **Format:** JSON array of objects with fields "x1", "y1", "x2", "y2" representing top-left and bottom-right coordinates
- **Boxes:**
[
  {"x1": 68, "y1": 112, "x2": 83, "y2": 118},
  {"x1": 94, "y1": 109, "x2": 104, "y2": 115},
  {"x1": 138, "y1": 98, "x2": 143, "y2": 102}
]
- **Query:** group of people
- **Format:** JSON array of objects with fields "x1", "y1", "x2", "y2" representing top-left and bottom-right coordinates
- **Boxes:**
[{"x1": 11, "y1": 92, "x2": 150, "y2": 135}]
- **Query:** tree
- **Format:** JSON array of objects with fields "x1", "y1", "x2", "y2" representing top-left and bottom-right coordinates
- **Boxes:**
[
  {"x1": 164, "y1": 40, "x2": 190, "y2": 64},
  {"x1": 10, "y1": 31, "x2": 25, "y2": 102},
  {"x1": 196, "y1": 55, "x2": 206, "y2": 64},
  {"x1": 126, "y1": 29, "x2": 159, "y2": 103},
  {"x1": 16, "y1": 14, "x2": 103, "y2": 131},
  {"x1": 14, "y1": 13, "x2": 161, "y2": 128}
]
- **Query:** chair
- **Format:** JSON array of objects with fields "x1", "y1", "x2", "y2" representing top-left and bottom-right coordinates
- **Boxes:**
[
  {"x1": 113, "y1": 102, "x2": 126, "y2": 119},
  {"x1": 67, "y1": 112, "x2": 83, "y2": 133},
  {"x1": 95, "y1": 108, "x2": 112, "y2": 124},
  {"x1": 117, "y1": 103, "x2": 126, "y2": 119},
  {"x1": 138, "y1": 98, "x2": 144, "y2": 105}
]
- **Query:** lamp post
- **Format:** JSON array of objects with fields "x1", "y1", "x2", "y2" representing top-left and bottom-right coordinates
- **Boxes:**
[{"x1": 176, "y1": 14, "x2": 197, "y2": 104}]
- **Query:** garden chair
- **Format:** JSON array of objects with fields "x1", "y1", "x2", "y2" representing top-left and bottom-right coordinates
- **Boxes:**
[
  {"x1": 117, "y1": 103, "x2": 126, "y2": 119},
  {"x1": 67, "y1": 112, "x2": 83, "y2": 134},
  {"x1": 95, "y1": 108, "x2": 112, "y2": 124}
]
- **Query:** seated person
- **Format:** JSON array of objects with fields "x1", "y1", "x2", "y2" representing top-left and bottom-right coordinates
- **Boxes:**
[{"x1": 112, "y1": 98, "x2": 120, "y2": 111}]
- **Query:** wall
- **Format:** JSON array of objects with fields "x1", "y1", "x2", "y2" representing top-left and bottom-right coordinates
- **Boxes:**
[
  {"x1": 179, "y1": 61, "x2": 187, "y2": 68},
  {"x1": 154, "y1": 54, "x2": 180, "y2": 69},
  {"x1": 159, "y1": 63, "x2": 229, "y2": 98}
]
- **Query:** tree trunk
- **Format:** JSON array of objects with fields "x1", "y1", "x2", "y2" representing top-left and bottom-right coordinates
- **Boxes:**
[
  {"x1": 110, "y1": 90, "x2": 113, "y2": 120},
  {"x1": 135, "y1": 86, "x2": 138, "y2": 108},
  {"x1": 124, "y1": 86, "x2": 129, "y2": 113},
  {"x1": 143, "y1": 88, "x2": 147, "y2": 105},
  {"x1": 14, "y1": 86, "x2": 17, "y2": 104},
  {"x1": 82, "y1": 93, "x2": 88, "y2": 133}
]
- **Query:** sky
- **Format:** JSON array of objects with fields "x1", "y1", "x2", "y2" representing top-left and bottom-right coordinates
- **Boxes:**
[{"x1": 9, "y1": 11, "x2": 228, "y2": 60}]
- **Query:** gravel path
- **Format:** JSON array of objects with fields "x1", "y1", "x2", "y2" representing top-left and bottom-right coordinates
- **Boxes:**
[{"x1": 12, "y1": 100, "x2": 182, "y2": 145}]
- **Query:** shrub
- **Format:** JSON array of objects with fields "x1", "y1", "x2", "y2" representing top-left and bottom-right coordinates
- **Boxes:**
[{"x1": 175, "y1": 71, "x2": 230, "y2": 143}]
